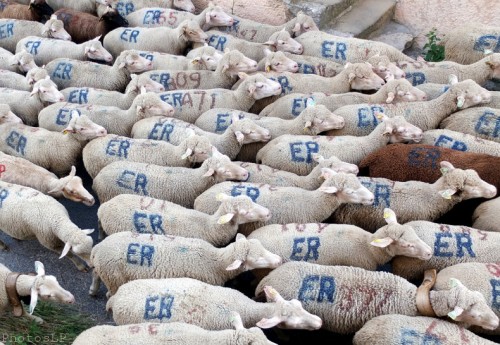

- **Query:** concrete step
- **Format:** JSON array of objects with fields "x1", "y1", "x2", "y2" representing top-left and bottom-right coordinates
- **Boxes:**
[
  {"x1": 322, "y1": 0, "x2": 397, "y2": 38},
  {"x1": 283, "y1": 0, "x2": 360, "y2": 27}
]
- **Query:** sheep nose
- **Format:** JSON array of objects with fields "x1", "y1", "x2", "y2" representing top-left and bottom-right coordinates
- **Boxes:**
[
  {"x1": 59, "y1": 96, "x2": 64, "y2": 101},
  {"x1": 422, "y1": 95, "x2": 427, "y2": 100},
  {"x1": 402, "y1": 72, "x2": 406, "y2": 78},
  {"x1": 100, "y1": 129, "x2": 107, "y2": 136}
]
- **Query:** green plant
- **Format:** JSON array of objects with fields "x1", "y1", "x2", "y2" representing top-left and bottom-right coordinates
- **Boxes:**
[{"x1": 423, "y1": 28, "x2": 445, "y2": 62}]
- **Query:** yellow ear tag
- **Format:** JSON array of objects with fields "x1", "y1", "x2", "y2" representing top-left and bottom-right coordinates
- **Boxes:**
[
  {"x1": 63, "y1": 130, "x2": 69, "y2": 135},
  {"x1": 383, "y1": 210, "x2": 391, "y2": 219},
  {"x1": 266, "y1": 65, "x2": 271, "y2": 72},
  {"x1": 439, "y1": 190, "x2": 453, "y2": 199},
  {"x1": 376, "y1": 113, "x2": 384, "y2": 120},
  {"x1": 215, "y1": 193, "x2": 226, "y2": 201},
  {"x1": 217, "y1": 214, "x2": 232, "y2": 224},
  {"x1": 192, "y1": 59, "x2": 198, "y2": 64},
  {"x1": 373, "y1": 238, "x2": 384, "y2": 243}
]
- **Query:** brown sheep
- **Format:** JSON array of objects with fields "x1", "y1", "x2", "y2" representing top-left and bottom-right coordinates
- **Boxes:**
[
  {"x1": 54, "y1": 6, "x2": 127, "y2": 44},
  {"x1": 0, "y1": 0, "x2": 54, "y2": 22}
]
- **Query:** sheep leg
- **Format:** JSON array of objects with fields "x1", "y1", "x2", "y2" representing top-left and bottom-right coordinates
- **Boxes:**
[
  {"x1": 63, "y1": 251, "x2": 88, "y2": 272},
  {"x1": 22, "y1": 309, "x2": 43, "y2": 324},
  {"x1": 89, "y1": 269, "x2": 101, "y2": 296}
]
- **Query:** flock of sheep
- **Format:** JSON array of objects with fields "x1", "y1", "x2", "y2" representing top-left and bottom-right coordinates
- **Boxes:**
[{"x1": 0, "y1": 0, "x2": 500, "y2": 344}]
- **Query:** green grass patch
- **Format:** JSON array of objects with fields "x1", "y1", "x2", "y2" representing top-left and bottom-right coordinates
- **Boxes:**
[{"x1": 0, "y1": 301, "x2": 95, "y2": 345}]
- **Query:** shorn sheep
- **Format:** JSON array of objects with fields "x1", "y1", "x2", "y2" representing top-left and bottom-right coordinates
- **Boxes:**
[
  {"x1": 0, "y1": 261, "x2": 75, "y2": 324},
  {"x1": 391, "y1": 221, "x2": 500, "y2": 281},
  {"x1": 332, "y1": 161, "x2": 497, "y2": 232},
  {"x1": 0, "y1": 112, "x2": 107, "y2": 175},
  {"x1": 0, "y1": 181, "x2": 95, "y2": 271},
  {"x1": 106, "y1": 277, "x2": 323, "y2": 330},
  {"x1": 97, "y1": 193, "x2": 270, "y2": 245},
  {"x1": 92, "y1": 148, "x2": 249, "y2": 206},
  {"x1": 89, "y1": 233, "x2": 281, "y2": 296},
  {"x1": 353, "y1": 314, "x2": 498, "y2": 345},
  {"x1": 247, "y1": 208, "x2": 432, "y2": 270},
  {"x1": 472, "y1": 197, "x2": 500, "y2": 233},
  {"x1": 255, "y1": 261, "x2": 499, "y2": 333},
  {"x1": 0, "y1": 152, "x2": 94, "y2": 205}
]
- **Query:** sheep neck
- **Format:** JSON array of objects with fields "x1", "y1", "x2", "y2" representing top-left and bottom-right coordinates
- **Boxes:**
[
  {"x1": 331, "y1": 72, "x2": 352, "y2": 93},
  {"x1": 216, "y1": 241, "x2": 249, "y2": 281},
  {"x1": 233, "y1": 84, "x2": 257, "y2": 111},
  {"x1": 428, "y1": 289, "x2": 456, "y2": 317},
  {"x1": 455, "y1": 60, "x2": 492, "y2": 85},
  {"x1": 14, "y1": 275, "x2": 36, "y2": 297},
  {"x1": 237, "y1": 301, "x2": 277, "y2": 326}
]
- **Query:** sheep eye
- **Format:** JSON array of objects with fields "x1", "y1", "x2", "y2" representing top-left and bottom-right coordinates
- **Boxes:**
[{"x1": 274, "y1": 62, "x2": 280, "y2": 66}]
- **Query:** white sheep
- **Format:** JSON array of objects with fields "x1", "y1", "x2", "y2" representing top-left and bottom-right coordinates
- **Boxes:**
[
  {"x1": 38, "y1": 90, "x2": 174, "y2": 136},
  {"x1": 0, "y1": 152, "x2": 94, "y2": 205},
  {"x1": 16, "y1": 35, "x2": 113, "y2": 66},
  {"x1": 0, "y1": 47, "x2": 36, "y2": 73},
  {"x1": 92, "y1": 148, "x2": 249, "y2": 206},
  {"x1": 248, "y1": 208, "x2": 432, "y2": 270},
  {"x1": 0, "y1": 103, "x2": 22, "y2": 124},
  {"x1": 0, "y1": 261, "x2": 75, "y2": 324},
  {"x1": 142, "y1": 48, "x2": 258, "y2": 91},
  {"x1": 256, "y1": 115, "x2": 423, "y2": 176},
  {"x1": 106, "y1": 277, "x2": 322, "y2": 330},
  {"x1": 194, "y1": 108, "x2": 261, "y2": 133},
  {"x1": 0, "y1": 181, "x2": 94, "y2": 271},
  {"x1": 111, "y1": 0, "x2": 195, "y2": 17},
  {"x1": 45, "y1": 50, "x2": 153, "y2": 92},
  {"x1": 257, "y1": 49, "x2": 299, "y2": 73},
  {"x1": 472, "y1": 197, "x2": 500, "y2": 233},
  {"x1": 353, "y1": 315, "x2": 498, "y2": 345},
  {"x1": 98, "y1": 193, "x2": 270, "y2": 244},
  {"x1": 0, "y1": 66, "x2": 49, "y2": 91},
  {"x1": 294, "y1": 31, "x2": 414, "y2": 64},
  {"x1": 324, "y1": 79, "x2": 492, "y2": 137},
  {"x1": 392, "y1": 221, "x2": 500, "y2": 281},
  {"x1": 82, "y1": 133, "x2": 212, "y2": 178},
  {"x1": 215, "y1": 11, "x2": 318, "y2": 43},
  {"x1": 126, "y1": 3, "x2": 234, "y2": 30},
  {"x1": 193, "y1": 169, "x2": 374, "y2": 235},
  {"x1": 440, "y1": 106, "x2": 500, "y2": 144},
  {"x1": 89, "y1": 233, "x2": 281, "y2": 296},
  {"x1": 0, "y1": 112, "x2": 106, "y2": 175},
  {"x1": 137, "y1": 45, "x2": 223, "y2": 71},
  {"x1": 73, "y1": 315, "x2": 277, "y2": 345},
  {"x1": 60, "y1": 73, "x2": 165, "y2": 109},
  {"x1": 45, "y1": 0, "x2": 111, "y2": 14},
  {"x1": 367, "y1": 54, "x2": 407, "y2": 79},
  {"x1": 131, "y1": 116, "x2": 271, "y2": 160},
  {"x1": 0, "y1": 16, "x2": 71, "y2": 52},
  {"x1": 0, "y1": 77, "x2": 64, "y2": 126},
  {"x1": 259, "y1": 76, "x2": 427, "y2": 119},
  {"x1": 333, "y1": 161, "x2": 497, "y2": 232},
  {"x1": 421, "y1": 129, "x2": 500, "y2": 157},
  {"x1": 255, "y1": 261, "x2": 499, "y2": 333},
  {"x1": 282, "y1": 51, "x2": 344, "y2": 77},
  {"x1": 156, "y1": 72, "x2": 282, "y2": 123},
  {"x1": 103, "y1": 19, "x2": 208, "y2": 57}
]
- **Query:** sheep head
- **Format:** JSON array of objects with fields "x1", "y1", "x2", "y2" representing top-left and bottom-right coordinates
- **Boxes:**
[
  {"x1": 179, "y1": 20, "x2": 208, "y2": 44},
  {"x1": 311, "y1": 154, "x2": 359, "y2": 175},
  {"x1": 291, "y1": 12, "x2": 318, "y2": 37},
  {"x1": 216, "y1": 194, "x2": 271, "y2": 225},
  {"x1": 237, "y1": 73, "x2": 282, "y2": 100},
  {"x1": 382, "y1": 78, "x2": 427, "y2": 103},
  {"x1": 447, "y1": 79, "x2": 491, "y2": 109},
  {"x1": 0, "y1": 104, "x2": 22, "y2": 124},
  {"x1": 47, "y1": 166, "x2": 95, "y2": 206},
  {"x1": 264, "y1": 30, "x2": 303, "y2": 55},
  {"x1": 318, "y1": 168, "x2": 374, "y2": 205},
  {"x1": 367, "y1": 54, "x2": 406, "y2": 80},
  {"x1": 219, "y1": 49, "x2": 257, "y2": 76},
  {"x1": 42, "y1": 16, "x2": 71, "y2": 40},
  {"x1": 344, "y1": 62, "x2": 385, "y2": 91},
  {"x1": 300, "y1": 100, "x2": 345, "y2": 134},
  {"x1": 62, "y1": 111, "x2": 107, "y2": 141},
  {"x1": 202, "y1": 147, "x2": 248, "y2": 182},
  {"x1": 31, "y1": 77, "x2": 64, "y2": 103},
  {"x1": 376, "y1": 114, "x2": 423, "y2": 144},
  {"x1": 263, "y1": 49, "x2": 299, "y2": 73},
  {"x1": 173, "y1": 0, "x2": 195, "y2": 13},
  {"x1": 229, "y1": 116, "x2": 271, "y2": 145},
  {"x1": 226, "y1": 233, "x2": 281, "y2": 271}
]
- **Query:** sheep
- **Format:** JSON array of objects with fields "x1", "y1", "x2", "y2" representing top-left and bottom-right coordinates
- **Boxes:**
[
  {"x1": 103, "y1": 19, "x2": 208, "y2": 58},
  {"x1": 142, "y1": 48, "x2": 258, "y2": 91},
  {"x1": 257, "y1": 49, "x2": 299, "y2": 74},
  {"x1": 89, "y1": 233, "x2": 281, "y2": 297},
  {"x1": 38, "y1": 90, "x2": 174, "y2": 136},
  {"x1": 16, "y1": 35, "x2": 113, "y2": 66},
  {"x1": 323, "y1": 79, "x2": 492, "y2": 137},
  {"x1": 106, "y1": 277, "x2": 323, "y2": 330},
  {"x1": 442, "y1": 24, "x2": 500, "y2": 64},
  {"x1": 332, "y1": 161, "x2": 497, "y2": 232},
  {"x1": 45, "y1": 50, "x2": 153, "y2": 92},
  {"x1": 54, "y1": 6, "x2": 129, "y2": 44},
  {"x1": 353, "y1": 315, "x2": 498, "y2": 345},
  {"x1": 82, "y1": 133, "x2": 212, "y2": 178},
  {"x1": 0, "y1": 16, "x2": 70, "y2": 53},
  {"x1": 197, "y1": 29, "x2": 304, "y2": 63},
  {"x1": 440, "y1": 107, "x2": 500, "y2": 143},
  {"x1": 282, "y1": 51, "x2": 344, "y2": 77},
  {"x1": 131, "y1": 116, "x2": 271, "y2": 160},
  {"x1": 193, "y1": 169, "x2": 375, "y2": 235},
  {"x1": 0, "y1": 181, "x2": 95, "y2": 271},
  {"x1": 92, "y1": 148, "x2": 249, "y2": 206},
  {"x1": 215, "y1": 11, "x2": 317, "y2": 43},
  {"x1": 97, "y1": 193, "x2": 270, "y2": 244},
  {"x1": 367, "y1": 54, "x2": 406, "y2": 79},
  {"x1": 156, "y1": 72, "x2": 282, "y2": 124},
  {"x1": 392, "y1": 221, "x2": 500, "y2": 281},
  {"x1": 398, "y1": 53, "x2": 500, "y2": 86},
  {"x1": 45, "y1": 0, "x2": 112, "y2": 14},
  {"x1": 435, "y1": 262, "x2": 500, "y2": 335},
  {"x1": 0, "y1": 103, "x2": 21, "y2": 124},
  {"x1": 73, "y1": 317, "x2": 277, "y2": 345},
  {"x1": 110, "y1": 0, "x2": 195, "y2": 17},
  {"x1": 0, "y1": 261, "x2": 75, "y2": 324},
  {"x1": 259, "y1": 76, "x2": 427, "y2": 119},
  {"x1": 0, "y1": 152, "x2": 94, "y2": 205},
  {"x1": 359, "y1": 144, "x2": 500, "y2": 194},
  {"x1": 0, "y1": 77, "x2": 63, "y2": 126},
  {"x1": 0, "y1": 0, "x2": 54, "y2": 22},
  {"x1": 248, "y1": 208, "x2": 432, "y2": 270},
  {"x1": 421, "y1": 129, "x2": 500, "y2": 157},
  {"x1": 137, "y1": 45, "x2": 223, "y2": 71},
  {"x1": 0, "y1": 66, "x2": 48, "y2": 91},
  {"x1": 126, "y1": 3, "x2": 234, "y2": 30},
  {"x1": 255, "y1": 261, "x2": 499, "y2": 333},
  {"x1": 294, "y1": 31, "x2": 414, "y2": 64},
  {"x1": 256, "y1": 115, "x2": 423, "y2": 176},
  {"x1": 0, "y1": 47, "x2": 36, "y2": 73},
  {"x1": 60, "y1": 73, "x2": 165, "y2": 109},
  {"x1": 0, "y1": 112, "x2": 107, "y2": 175},
  {"x1": 472, "y1": 197, "x2": 500, "y2": 233}
]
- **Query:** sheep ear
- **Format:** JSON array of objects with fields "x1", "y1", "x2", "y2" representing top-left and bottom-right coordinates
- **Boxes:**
[
  {"x1": 82, "y1": 229, "x2": 94, "y2": 235},
  {"x1": 439, "y1": 188, "x2": 457, "y2": 199},
  {"x1": 34, "y1": 261, "x2": 45, "y2": 276},
  {"x1": 312, "y1": 153, "x2": 324, "y2": 162},
  {"x1": 205, "y1": 11, "x2": 211, "y2": 24},
  {"x1": 234, "y1": 131, "x2": 245, "y2": 143},
  {"x1": 218, "y1": 213, "x2": 235, "y2": 224},
  {"x1": 456, "y1": 95, "x2": 465, "y2": 108},
  {"x1": 292, "y1": 22, "x2": 301, "y2": 33},
  {"x1": 230, "y1": 311, "x2": 245, "y2": 330},
  {"x1": 247, "y1": 84, "x2": 257, "y2": 96},
  {"x1": 216, "y1": 193, "x2": 231, "y2": 201},
  {"x1": 93, "y1": 35, "x2": 102, "y2": 41},
  {"x1": 383, "y1": 208, "x2": 397, "y2": 224},
  {"x1": 236, "y1": 233, "x2": 246, "y2": 241},
  {"x1": 263, "y1": 40, "x2": 276, "y2": 48},
  {"x1": 50, "y1": 14, "x2": 57, "y2": 20},
  {"x1": 221, "y1": 63, "x2": 230, "y2": 74},
  {"x1": 448, "y1": 306, "x2": 464, "y2": 320},
  {"x1": 191, "y1": 57, "x2": 201, "y2": 65},
  {"x1": 348, "y1": 72, "x2": 356, "y2": 82},
  {"x1": 118, "y1": 61, "x2": 127, "y2": 69},
  {"x1": 30, "y1": 84, "x2": 40, "y2": 97},
  {"x1": 319, "y1": 186, "x2": 338, "y2": 194},
  {"x1": 140, "y1": 86, "x2": 147, "y2": 94},
  {"x1": 226, "y1": 259, "x2": 243, "y2": 271},
  {"x1": 263, "y1": 286, "x2": 284, "y2": 302},
  {"x1": 238, "y1": 72, "x2": 249, "y2": 79},
  {"x1": 59, "y1": 242, "x2": 72, "y2": 258},
  {"x1": 385, "y1": 92, "x2": 395, "y2": 103},
  {"x1": 304, "y1": 120, "x2": 312, "y2": 129},
  {"x1": 256, "y1": 316, "x2": 282, "y2": 329},
  {"x1": 69, "y1": 165, "x2": 76, "y2": 177},
  {"x1": 439, "y1": 161, "x2": 455, "y2": 173},
  {"x1": 181, "y1": 148, "x2": 193, "y2": 160},
  {"x1": 385, "y1": 73, "x2": 395, "y2": 82},
  {"x1": 320, "y1": 167, "x2": 337, "y2": 179},
  {"x1": 29, "y1": 286, "x2": 39, "y2": 315},
  {"x1": 370, "y1": 237, "x2": 394, "y2": 248},
  {"x1": 203, "y1": 168, "x2": 215, "y2": 177}
]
